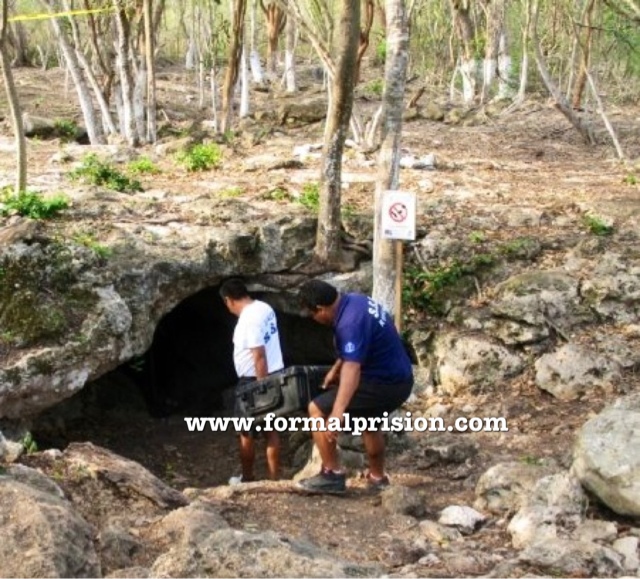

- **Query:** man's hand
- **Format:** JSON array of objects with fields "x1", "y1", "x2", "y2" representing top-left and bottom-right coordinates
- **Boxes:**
[{"x1": 322, "y1": 359, "x2": 342, "y2": 389}]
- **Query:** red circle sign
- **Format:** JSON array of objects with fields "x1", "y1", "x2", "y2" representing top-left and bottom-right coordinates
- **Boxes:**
[{"x1": 389, "y1": 202, "x2": 408, "y2": 222}]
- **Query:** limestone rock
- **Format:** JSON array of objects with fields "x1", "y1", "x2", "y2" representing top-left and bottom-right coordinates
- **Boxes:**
[
  {"x1": 535, "y1": 343, "x2": 620, "y2": 400},
  {"x1": 433, "y1": 332, "x2": 524, "y2": 396},
  {"x1": 0, "y1": 476, "x2": 101, "y2": 577},
  {"x1": 572, "y1": 393, "x2": 640, "y2": 517}
]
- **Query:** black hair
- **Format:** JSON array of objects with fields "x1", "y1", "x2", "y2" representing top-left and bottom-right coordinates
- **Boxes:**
[
  {"x1": 298, "y1": 280, "x2": 338, "y2": 311},
  {"x1": 219, "y1": 278, "x2": 250, "y2": 301}
]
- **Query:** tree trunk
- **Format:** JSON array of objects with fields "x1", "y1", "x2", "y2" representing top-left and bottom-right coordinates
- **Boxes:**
[
  {"x1": 531, "y1": 0, "x2": 595, "y2": 145},
  {"x1": 221, "y1": 0, "x2": 246, "y2": 133},
  {"x1": 249, "y1": 0, "x2": 264, "y2": 83},
  {"x1": 113, "y1": 0, "x2": 139, "y2": 146},
  {"x1": 450, "y1": 0, "x2": 477, "y2": 103},
  {"x1": 480, "y1": 0, "x2": 505, "y2": 102},
  {"x1": 0, "y1": 0, "x2": 26, "y2": 194},
  {"x1": 284, "y1": 1, "x2": 297, "y2": 93},
  {"x1": 9, "y1": 21, "x2": 30, "y2": 67},
  {"x1": 144, "y1": 0, "x2": 157, "y2": 143},
  {"x1": 262, "y1": 1, "x2": 286, "y2": 76},
  {"x1": 355, "y1": 0, "x2": 375, "y2": 83},
  {"x1": 42, "y1": 0, "x2": 105, "y2": 145},
  {"x1": 372, "y1": 0, "x2": 409, "y2": 316},
  {"x1": 315, "y1": 0, "x2": 360, "y2": 266},
  {"x1": 497, "y1": 31, "x2": 512, "y2": 99},
  {"x1": 571, "y1": 0, "x2": 596, "y2": 110},
  {"x1": 65, "y1": 0, "x2": 117, "y2": 136}
]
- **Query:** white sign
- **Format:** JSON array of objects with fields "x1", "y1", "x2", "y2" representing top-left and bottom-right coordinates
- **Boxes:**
[{"x1": 381, "y1": 190, "x2": 416, "y2": 240}]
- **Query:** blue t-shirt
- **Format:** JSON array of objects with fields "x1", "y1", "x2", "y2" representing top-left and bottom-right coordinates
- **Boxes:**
[{"x1": 334, "y1": 293, "x2": 413, "y2": 384}]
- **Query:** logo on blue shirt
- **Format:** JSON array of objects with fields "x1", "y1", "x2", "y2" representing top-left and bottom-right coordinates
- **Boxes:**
[{"x1": 344, "y1": 342, "x2": 356, "y2": 354}]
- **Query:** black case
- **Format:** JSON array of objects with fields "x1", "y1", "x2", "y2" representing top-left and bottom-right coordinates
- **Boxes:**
[{"x1": 235, "y1": 365, "x2": 331, "y2": 419}]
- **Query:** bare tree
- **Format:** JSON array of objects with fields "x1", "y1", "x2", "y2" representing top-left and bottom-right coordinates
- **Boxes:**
[
  {"x1": 221, "y1": 0, "x2": 247, "y2": 133},
  {"x1": 113, "y1": 0, "x2": 139, "y2": 146},
  {"x1": 450, "y1": 0, "x2": 478, "y2": 103},
  {"x1": 315, "y1": 0, "x2": 360, "y2": 266},
  {"x1": 355, "y1": 0, "x2": 375, "y2": 83},
  {"x1": 1, "y1": 0, "x2": 26, "y2": 194},
  {"x1": 283, "y1": 0, "x2": 297, "y2": 92},
  {"x1": 144, "y1": 0, "x2": 157, "y2": 142},
  {"x1": 372, "y1": 0, "x2": 410, "y2": 317},
  {"x1": 261, "y1": 0, "x2": 286, "y2": 75},
  {"x1": 571, "y1": 0, "x2": 597, "y2": 110},
  {"x1": 531, "y1": 0, "x2": 595, "y2": 144}
]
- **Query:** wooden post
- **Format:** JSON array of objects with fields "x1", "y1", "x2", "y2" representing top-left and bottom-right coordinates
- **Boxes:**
[{"x1": 394, "y1": 240, "x2": 403, "y2": 333}]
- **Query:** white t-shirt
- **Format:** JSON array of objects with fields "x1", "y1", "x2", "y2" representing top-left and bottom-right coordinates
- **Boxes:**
[{"x1": 233, "y1": 300, "x2": 284, "y2": 378}]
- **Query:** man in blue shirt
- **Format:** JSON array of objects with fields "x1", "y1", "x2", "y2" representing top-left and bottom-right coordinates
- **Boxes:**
[{"x1": 297, "y1": 280, "x2": 413, "y2": 494}]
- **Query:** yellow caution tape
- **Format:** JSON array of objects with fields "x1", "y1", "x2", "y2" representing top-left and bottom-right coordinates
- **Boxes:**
[{"x1": 8, "y1": 7, "x2": 116, "y2": 23}]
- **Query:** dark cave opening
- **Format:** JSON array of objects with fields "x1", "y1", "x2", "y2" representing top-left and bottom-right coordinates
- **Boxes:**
[
  {"x1": 32, "y1": 283, "x2": 336, "y2": 450},
  {"x1": 132, "y1": 283, "x2": 336, "y2": 418}
]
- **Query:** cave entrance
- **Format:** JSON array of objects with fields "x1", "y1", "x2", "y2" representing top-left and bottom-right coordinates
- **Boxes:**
[{"x1": 32, "y1": 283, "x2": 335, "y2": 487}]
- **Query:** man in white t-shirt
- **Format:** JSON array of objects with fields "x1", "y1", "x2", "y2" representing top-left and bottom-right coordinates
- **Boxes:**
[{"x1": 220, "y1": 278, "x2": 284, "y2": 483}]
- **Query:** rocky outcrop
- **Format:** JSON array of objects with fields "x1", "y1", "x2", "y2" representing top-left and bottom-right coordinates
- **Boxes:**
[
  {"x1": 0, "y1": 201, "x2": 323, "y2": 420},
  {"x1": 572, "y1": 393, "x2": 640, "y2": 517},
  {"x1": 0, "y1": 467, "x2": 101, "y2": 577}
]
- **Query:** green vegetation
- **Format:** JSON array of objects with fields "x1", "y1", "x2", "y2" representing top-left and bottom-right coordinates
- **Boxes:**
[
  {"x1": 72, "y1": 232, "x2": 112, "y2": 259},
  {"x1": 219, "y1": 186, "x2": 244, "y2": 198},
  {"x1": 21, "y1": 432, "x2": 38, "y2": 455},
  {"x1": 0, "y1": 188, "x2": 69, "y2": 220},
  {"x1": 177, "y1": 143, "x2": 223, "y2": 172},
  {"x1": 468, "y1": 231, "x2": 486, "y2": 243},
  {"x1": 298, "y1": 182, "x2": 320, "y2": 211},
  {"x1": 583, "y1": 214, "x2": 614, "y2": 236},
  {"x1": 499, "y1": 236, "x2": 538, "y2": 259},
  {"x1": 264, "y1": 187, "x2": 291, "y2": 202},
  {"x1": 623, "y1": 174, "x2": 637, "y2": 185},
  {"x1": 374, "y1": 39, "x2": 387, "y2": 65},
  {"x1": 53, "y1": 118, "x2": 79, "y2": 143},
  {"x1": 128, "y1": 156, "x2": 161, "y2": 175},
  {"x1": 71, "y1": 154, "x2": 143, "y2": 193},
  {"x1": 0, "y1": 243, "x2": 98, "y2": 346},
  {"x1": 365, "y1": 79, "x2": 384, "y2": 97}
]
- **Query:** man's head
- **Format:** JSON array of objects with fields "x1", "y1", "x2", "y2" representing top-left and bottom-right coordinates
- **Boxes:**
[
  {"x1": 298, "y1": 280, "x2": 339, "y2": 325},
  {"x1": 220, "y1": 278, "x2": 251, "y2": 316}
]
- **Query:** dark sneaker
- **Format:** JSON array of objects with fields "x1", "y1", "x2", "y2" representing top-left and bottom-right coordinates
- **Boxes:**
[
  {"x1": 362, "y1": 471, "x2": 390, "y2": 491},
  {"x1": 296, "y1": 467, "x2": 346, "y2": 494}
]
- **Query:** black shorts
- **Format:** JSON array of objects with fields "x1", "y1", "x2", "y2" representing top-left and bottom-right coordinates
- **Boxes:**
[{"x1": 312, "y1": 378, "x2": 413, "y2": 419}]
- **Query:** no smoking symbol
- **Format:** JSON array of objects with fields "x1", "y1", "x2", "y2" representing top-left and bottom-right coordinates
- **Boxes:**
[{"x1": 389, "y1": 202, "x2": 408, "y2": 223}]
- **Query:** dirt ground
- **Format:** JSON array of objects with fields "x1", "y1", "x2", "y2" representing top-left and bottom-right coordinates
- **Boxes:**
[{"x1": 3, "y1": 66, "x2": 640, "y2": 575}]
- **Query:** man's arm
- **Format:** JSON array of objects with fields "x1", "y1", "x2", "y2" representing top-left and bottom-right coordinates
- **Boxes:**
[
  {"x1": 329, "y1": 360, "x2": 361, "y2": 422},
  {"x1": 250, "y1": 345, "x2": 269, "y2": 379},
  {"x1": 323, "y1": 359, "x2": 343, "y2": 388}
]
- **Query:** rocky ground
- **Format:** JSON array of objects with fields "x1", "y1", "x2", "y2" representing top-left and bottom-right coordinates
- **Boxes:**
[{"x1": 1, "y1": 66, "x2": 640, "y2": 577}]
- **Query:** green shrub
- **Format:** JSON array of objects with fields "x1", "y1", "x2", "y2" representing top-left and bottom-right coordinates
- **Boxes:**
[
  {"x1": 468, "y1": 231, "x2": 486, "y2": 243},
  {"x1": 219, "y1": 186, "x2": 244, "y2": 198},
  {"x1": 21, "y1": 432, "x2": 38, "y2": 455},
  {"x1": 298, "y1": 182, "x2": 320, "y2": 211},
  {"x1": 128, "y1": 156, "x2": 161, "y2": 175},
  {"x1": 71, "y1": 154, "x2": 142, "y2": 193},
  {"x1": 365, "y1": 79, "x2": 384, "y2": 97},
  {"x1": 0, "y1": 188, "x2": 69, "y2": 220},
  {"x1": 583, "y1": 214, "x2": 614, "y2": 236},
  {"x1": 72, "y1": 232, "x2": 112, "y2": 259},
  {"x1": 264, "y1": 187, "x2": 291, "y2": 202},
  {"x1": 54, "y1": 118, "x2": 79, "y2": 143},
  {"x1": 177, "y1": 143, "x2": 222, "y2": 172}
]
